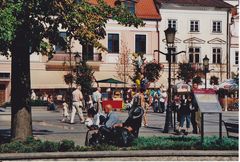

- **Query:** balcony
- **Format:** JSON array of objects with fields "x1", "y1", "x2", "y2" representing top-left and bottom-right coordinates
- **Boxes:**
[{"x1": 46, "y1": 53, "x2": 102, "y2": 71}]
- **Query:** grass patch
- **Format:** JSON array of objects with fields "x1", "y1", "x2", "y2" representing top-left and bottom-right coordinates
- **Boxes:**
[{"x1": 0, "y1": 136, "x2": 238, "y2": 153}]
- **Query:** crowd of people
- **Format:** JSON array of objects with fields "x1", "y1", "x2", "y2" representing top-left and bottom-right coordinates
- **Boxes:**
[{"x1": 31, "y1": 82, "x2": 201, "y2": 136}]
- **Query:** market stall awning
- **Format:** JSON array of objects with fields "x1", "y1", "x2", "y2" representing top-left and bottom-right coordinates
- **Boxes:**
[
  {"x1": 31, "y1": 70, "x2": 69, "y2": 89},
  {"x1": 96, "y1": 78, "x2": 126, "y2": 84},
  {"x1": 218, "y1": 79, "x2": 238, "y2": 91}
]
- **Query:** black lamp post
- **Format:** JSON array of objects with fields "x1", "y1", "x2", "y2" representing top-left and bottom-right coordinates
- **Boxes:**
[
  {"x1": 74, "y1": 52, "x2": 81, "y2": 78},
  {"x1": 203, "y1": 55, "x2": 209, "y2": 89},
  {"x1": 154, "y1": 27, "x2": 185, "y2": 133}
]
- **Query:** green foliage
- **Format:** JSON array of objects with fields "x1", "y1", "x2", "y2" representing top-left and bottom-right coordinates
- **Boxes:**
[
  {"x1": 40, "y1": 141, "x2": 60, "y2": 152},
  {"x1": 210, "y1": 76, "x2": 219, "y2": 85},
  {"x1": 64, "y1": 73, "x2": 74, "y2": 85},
  {"x1": 202, "y1": 136, "x2": 238, "y2": 150},
  {"x1": 130, "y1": 53, "x2": 145, "y2": 83},
  {"x1": 76, "y1": 61, "x2": 95, "y2": 96},
  {"x1": 177, "y1": 63, "x2": 203, "y2": 83},
  {"x1": 0, "y1": 136, "x2": 238, "y2": 153},
  {"x1": 143, "y1": 62, "x2": 162, "y2": 82},
  {"x1": 0, "y1": 2, "x2": 22, "y2": 55},
  {"x1": 132, "y1": 136, "x2": 238, "y2": 150},
  {"x1": 192, "y1": 76, "x2": 202, "y2": 84},
  {"x1": 0, "y1": 0, "x2": 144, "y2": 56},
  {"x1": 59, "y1": 140, "x2": 75, "y2": 152}
]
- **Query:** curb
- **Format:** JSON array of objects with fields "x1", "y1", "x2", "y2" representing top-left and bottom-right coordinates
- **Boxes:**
[{"x1": 0, "y1": 150, "x2": 238, "y2": 160}]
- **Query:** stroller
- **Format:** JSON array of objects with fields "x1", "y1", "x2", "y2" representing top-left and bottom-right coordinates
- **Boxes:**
[{"x1": 85, "y1": 105, "x2": 144, "y2": 147}]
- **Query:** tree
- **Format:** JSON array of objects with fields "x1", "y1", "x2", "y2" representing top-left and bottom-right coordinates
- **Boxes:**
[
  {"x1": 177, "y1": 62, "x2": 203, "y2": 83},
  {"x1": 130, "y1": 53, "x2": 146, "y2": 85},
  {"x1": 210, "y1": 76, "x2": 219, "y2": 85},
  {"x1": 0, "y1": 0, "x2": 144, "y2": 140},
  {"x1": 130, "y1": 53, "x2": 162, "y2": 90},
  {"x1": 116, "y1": 41, "x2": 131, "y2": 84},
  {"x1": 76, "y1": 61, "x2": 95, "y2": 98},
  {"x1": 143, "y1": 62, "x2": 163, "y2": 82}
]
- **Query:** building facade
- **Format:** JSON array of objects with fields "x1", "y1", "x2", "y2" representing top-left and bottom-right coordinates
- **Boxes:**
[
  {"x1": 225, "y1": 0, "x2": 239, "y2": 78},
  {"x1": 0, "y1": 0, "x2": 161, "y2": 104},
  {"x1": 156, "y1": 0, "x2": 233, "y2": 88}
]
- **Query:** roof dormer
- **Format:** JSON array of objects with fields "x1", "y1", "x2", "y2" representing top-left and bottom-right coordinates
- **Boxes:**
[{"x1": 115, "y1": 0, "x2": 137, "y2": 14}]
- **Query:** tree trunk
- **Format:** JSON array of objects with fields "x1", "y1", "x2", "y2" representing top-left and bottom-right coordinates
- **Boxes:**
[{"x1": 11, "y1": 25, "x2": 32, "y2": 140}]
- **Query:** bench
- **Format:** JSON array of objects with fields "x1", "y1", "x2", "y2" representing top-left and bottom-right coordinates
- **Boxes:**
[{"x1": 222, "y1": 120, "x2": 239, "y2": 139}]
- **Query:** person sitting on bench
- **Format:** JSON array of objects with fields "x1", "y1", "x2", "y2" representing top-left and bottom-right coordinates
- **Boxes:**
[{"x1": 113, "y1": 106, "x2": 144, "y2": 138}]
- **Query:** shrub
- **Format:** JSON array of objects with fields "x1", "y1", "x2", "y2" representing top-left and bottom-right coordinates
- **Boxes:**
[
  {"x1": 0, "y1": 136, "x2": 238, "y2": 153},
  {"x1": 132, "y1": 136, "x2": 238, "y2": 150},
  {"x1": 39, "y1": 141, "x2": 60, "y2": 152},
  {"x1": 59, "y1": 140, "x2": 75, "y2": 152}
]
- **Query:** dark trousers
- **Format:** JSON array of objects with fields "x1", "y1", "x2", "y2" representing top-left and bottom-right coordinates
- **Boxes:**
[
  {"x1": 191, "y1": 111, "x2": 198, "y2": 133},
  {"x1": 159, "y1": 102, "x2": 165, "y2": 113}
]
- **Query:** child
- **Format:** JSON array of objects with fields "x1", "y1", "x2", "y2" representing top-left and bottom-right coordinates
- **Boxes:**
[{"x1": 61, "y1": 102, "x2": 70, "y2": 122}]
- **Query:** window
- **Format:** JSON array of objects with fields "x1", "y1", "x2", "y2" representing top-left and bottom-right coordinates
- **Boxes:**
[
  {"x1": 212, "y1": 48, "x2": 221, "y2": 64},
  {"x1": 124, "y1": 1, "x2": 135, "y2": 14},
  {"x1": 108, "y1": 34, "x2": 119, "y2": 53},
  {"x1": 212, "y1": 21, "x2": 222, "y2": 33},
  {"x1": 189, "y1": 47, "x2": 200, "y2": 63},
  {"x1": 235, "y1": 51, "x2": 239, "y2": 65},
  {"x1": 135, "y1": 34, "x2": 146, "y2": 54},
  {"x1": 82, "y1": 44, "x2": 94, "y2": 61},
  {"x1": 190, "y1": 20, "x2": 199, "y2": 32},
  {"x1": 168, "y1": 19, "x2": 177, "y2": 30},
  {"x1": 55, "y1": 32, "x2": 67, "y2": 52},
  {"x1": 0, "y1": 73, "x2": 10, "y2": 79}
]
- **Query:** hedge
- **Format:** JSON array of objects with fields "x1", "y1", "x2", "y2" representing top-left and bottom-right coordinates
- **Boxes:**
[{"x1": 0, "y1": 136, "x2": 238, "y2": 153}]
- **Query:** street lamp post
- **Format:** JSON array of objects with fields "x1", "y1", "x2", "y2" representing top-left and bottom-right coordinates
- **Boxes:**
[
  {"x1": 154, "y1": 27, "x2": 186, "y2": 133},
  {"x1": 203, "y1": 55, "x2": 209, "y2": 89},
  {"x1": 74, "y1": 52, "x2": 81, "y2": 84}
]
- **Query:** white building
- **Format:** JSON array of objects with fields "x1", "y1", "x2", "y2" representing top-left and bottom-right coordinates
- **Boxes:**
[
  {"x1": 224, "y1": 0, "x2": 239, "y2": 77},
  {"x1": 156, "y1": 0, "x2": 233, "y2": 87}
]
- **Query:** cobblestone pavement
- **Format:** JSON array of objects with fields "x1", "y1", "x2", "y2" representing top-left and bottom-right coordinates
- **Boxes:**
[{"x1": 0, "y1": 107, "x2": 239, "y2": 146}]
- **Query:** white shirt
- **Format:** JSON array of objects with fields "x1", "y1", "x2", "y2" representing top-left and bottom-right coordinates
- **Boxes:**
[
  {"x1": 72, "y1": 89, "x2": 83, "y2": 102},
  {"x1": 93, "y1": 91, "x2": 101, "y2": 103},
  {"x1": 160, "y1": 92, "x2": 167, "y2": 102}
]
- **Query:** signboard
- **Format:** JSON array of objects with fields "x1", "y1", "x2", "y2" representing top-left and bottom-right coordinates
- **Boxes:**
[
  {"x1": 193, "y1": 89, "x2": 222, "y2": 113},
  {"x1": 173, "y1": 83, "x2": 191, "y2": 93}
]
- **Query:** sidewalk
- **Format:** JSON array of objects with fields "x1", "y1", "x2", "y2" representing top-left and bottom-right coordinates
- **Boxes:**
[
  {"x1": 0, "y1": 150, "x2": 238, "y2": 160},
  {"x1": 0, "y1": 106, "x2": 238, "y2": 147}
]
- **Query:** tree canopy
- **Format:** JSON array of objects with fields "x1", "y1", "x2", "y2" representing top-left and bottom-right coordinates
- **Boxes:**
[
  {"x1": 0, "y1": 0, "x2": 144, "y2": 140},
  {"x1": 0, "y1": 0, "x2": 144, "y2": 56}
]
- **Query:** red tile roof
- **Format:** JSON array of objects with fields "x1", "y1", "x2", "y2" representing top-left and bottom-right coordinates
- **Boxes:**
[
  {"x1": 156, "y1": 0, "x2": 233, "y2": 8},
  {"x1": 87, "y1": 0, "x2": 161, "y2": 20}
]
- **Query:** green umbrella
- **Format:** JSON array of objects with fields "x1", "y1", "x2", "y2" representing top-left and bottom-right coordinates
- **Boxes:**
[{"x1": 96, "y1": 78, "x2": 126, "y2": 87}]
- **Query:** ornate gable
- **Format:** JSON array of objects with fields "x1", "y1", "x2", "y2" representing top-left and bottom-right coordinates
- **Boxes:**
[
  {"x1": 207, "y1": 38, "x2": 226, "y2": 44},
  {"x1": 183, "y1": 37, "x2": 205, "y2": 44}
]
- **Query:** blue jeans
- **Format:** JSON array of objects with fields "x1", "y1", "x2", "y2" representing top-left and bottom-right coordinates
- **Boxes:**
[{"x1": 180, "y1": 114, "x2": 191, "y2": 128}]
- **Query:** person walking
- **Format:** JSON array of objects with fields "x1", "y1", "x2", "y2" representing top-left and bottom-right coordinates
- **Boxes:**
[
  {"x1": 92, "y1": 87, "x2": 102, "y2": 113},
  {"x1": 173, "y1": 94, "x2": 181, "y2": 131},
  {"x1": 179, "y1": 95, "x2": 192, "y2": 133},
  {"x1": 47, "y1": 94, "x2": 56, "y2": 111},
  {"x1": 191, "y1": 83, "x2": 200, "y2": 134},
  {"x1": 70, "y1": 85, "x2": 85, "y2": 124},
  {"x1": 61, "y1": 101, "x2": 70, "y2": 122},
  {"x1": 31, "y1": 90, "x2": 36, "y2": 100},
  {"x1": 159, "y1": 88, "x2": 167, "y2": 113}
]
